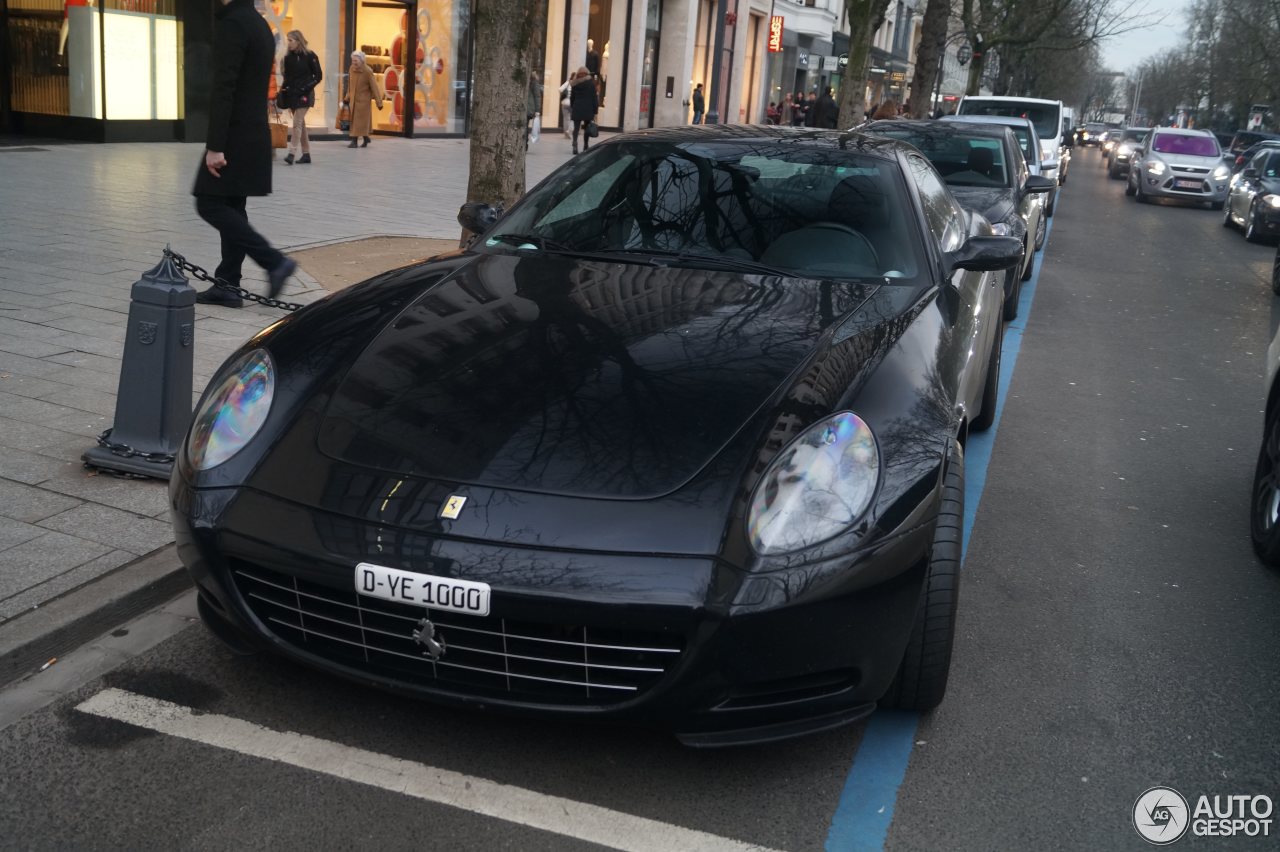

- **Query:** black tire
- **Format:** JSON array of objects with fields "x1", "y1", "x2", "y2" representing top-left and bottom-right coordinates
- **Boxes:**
[
  {"x1": 1108, "y1": 164, "x2": 1120, "y2": 180},
  {"x1": 1136, "y1": 179, "x2": 1150, "y2": 204},
  {"x1": 1272, "y1": 246, "x2": 1280, "y2": 295},
  {"x1": 1045, "y1": 188, "x2": 1057, "y2": 217},
  {"x1": 1125, "y1": 174, "x2": 1136, "y2": 196},
  {"x1": 1223, "y1": 199, "x2": 1237, "y2": 228},
  {"x1": 882, "y1": 442, "x2": 963, "y2": 711},
  {"x1": 971, "y1": 324, "x2": 1002, "y2": 432},
  {"x1": 1251, "y1": 403, "x2": 1280, "y2": 565},
  {"x1": 1033, "y1": 212, "x2": 1046, "y2": 252},
  {"x1": 1211, "y1": 200, "x2": 1225, "y2": 211},
  {"x1": 1005, "y1": 266, "x2": 1023, "y2": 318},
  {"x1": 1246, "y1": 203, "x2": 1266, "y2": 242}
]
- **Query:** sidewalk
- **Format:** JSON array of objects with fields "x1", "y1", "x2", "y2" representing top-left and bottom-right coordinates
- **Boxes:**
[{"x1": 0, "y1": 131, "x2": 581, "y2": 647}]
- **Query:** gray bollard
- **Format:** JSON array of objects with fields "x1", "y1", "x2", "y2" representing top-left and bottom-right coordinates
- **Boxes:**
[{"x1": 82, "y1": 249, "x2": 195, "y2": 480}]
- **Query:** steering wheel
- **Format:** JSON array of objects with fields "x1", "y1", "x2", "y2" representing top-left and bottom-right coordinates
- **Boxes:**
[{"x1": 805, "y1": 222, "x2": 880, "y2": 267}]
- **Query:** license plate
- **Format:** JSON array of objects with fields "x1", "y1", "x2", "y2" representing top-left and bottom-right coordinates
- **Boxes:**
[
  {"x1": 355, "y1": 563, "x2": 490, "y2": 616},
  {"x1": 1174, "y1": 179, "x2": 1202, "y2": 189}
]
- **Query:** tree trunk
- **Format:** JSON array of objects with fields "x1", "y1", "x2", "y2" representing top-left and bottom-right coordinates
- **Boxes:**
[
  {"x1": 465, "y1": 0, "x2": 546, "y2": 230},
  {"x1": 905, "y1": 0, "x2": 951, "y2": 118},
  {"x1": 837, "y1": 0, "x2": 894, "y2": 126},
  {"x1": 965, "y1": 47, "x2": 986, "y2": 95}
]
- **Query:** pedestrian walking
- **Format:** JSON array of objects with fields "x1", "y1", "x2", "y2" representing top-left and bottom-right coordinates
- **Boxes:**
[
  {"x1": 814, "y1": 86, "x2": 839, "y2": 129},
  {"x1": 192, "y1": 0, "x2": 296, "y2": 308},
  {"x1": 569, "y1": 66, "x2": 597, "y2": 155},
  {"x1": 279, "y1": 30, "x2": 321, "y2": 165},
  {"x1": 344, "y1": 51, "x2": 383, "y2": 148},
  {"x1": 791, "y1": 91, "x2": 806, "y2": 126},
  {"x1": 559, "y1": 76, "x2": 573, "y2": 138},
  {"x1": 803, "y1": 91, "x2": 818, "y2": 127},
  {"x1": 526, "y1": 71, "x2": 543, "y2": 144},
  {"x1": 781, "y1": 93, "x2": 794, "y2": 126},
  {"x1": 691, "y1": 83, "x2": 705, "y2": 125}
]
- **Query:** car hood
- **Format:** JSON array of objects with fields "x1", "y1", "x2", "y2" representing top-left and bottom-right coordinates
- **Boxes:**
[
  {"x1": 317, "y1": 252, "x2": 881, "y2": 500},
  {"x1": 948, "y1": 186, "x2": 1016, "y2": 225},
  {"x1": 1149, "y1": 152, "x2": 1223, "y2": 168}
]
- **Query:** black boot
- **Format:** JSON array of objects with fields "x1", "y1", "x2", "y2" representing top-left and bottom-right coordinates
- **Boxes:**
[
  {"x1": 266, "y1": 258, "x2": 297, "y2": 300},
  {"x1": 195, "y1": 286, "x2": 243, "y2": 308},
  {"x1": 283, "y1": 153, "x2": 295, "y2": 165},
  {"x1": 361, "y1": 136, "x2": 370, "y2": 148},
  {"x1": 347, "y1": 139, "x2": 358, "y2": 148},
  {"x1": 298, "y1": 153, "x2": 311, "y2": 164}
]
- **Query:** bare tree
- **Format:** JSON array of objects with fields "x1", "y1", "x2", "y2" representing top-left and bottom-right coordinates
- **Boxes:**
[
  {"x1": 837, "y1": 0, "x2": 894, "y2": 126},
  {"x1": 906, "y1": 0, "x2": 954, "y2": 118},
  {"x1": 465, "y1": 0, "x2": 546, "y2": 215},
  {"x1": 959, "y1": 0, "x2": 1150, "y2": 95}
]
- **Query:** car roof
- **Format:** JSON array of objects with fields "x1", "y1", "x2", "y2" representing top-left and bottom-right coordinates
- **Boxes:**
[
  {"x1": 1151, "y1": 127, "x2": 1215, "y2": 137},
  {"x1": 866, "y1": 119, "x2": 1016, "y2": 142},
  {"x1": 959, "y1": 95, "x2": 1061, "y2": 106},
  {"x1": 591, "y1": 124, "x2": 921, "y2": 161},
  {"x1": 941, "y1": 114, "x2": 1036, "y2": 131}
]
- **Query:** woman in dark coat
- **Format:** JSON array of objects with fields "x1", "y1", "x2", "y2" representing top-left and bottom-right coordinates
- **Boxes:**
[
  {"x1": 279, "y1": 29, "x2": 322, "y2": 164},
  {"x1": 568, "y1": 66, "x2": 598, "y2": 155},
  {"x1": 191, "y1": 0, "x2": 294, "y2": 307}
]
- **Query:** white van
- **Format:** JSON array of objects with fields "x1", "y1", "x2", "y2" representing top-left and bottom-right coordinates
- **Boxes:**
[{"x1": 957, "y1": 96, "x2": 1068, "y2": 203}]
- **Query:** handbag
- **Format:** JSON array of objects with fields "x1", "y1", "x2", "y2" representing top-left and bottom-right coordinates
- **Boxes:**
[
  {"x1": 529, "y1": 113, "x2": 541, "y2": 144},
  {"x1": 268, "y1": 104, "x2": 288, "y2": 149},
  {"x1": 335, "y1": 102, "x2": 351, "y2": 132},
  {"x1": 275, "y1": 89, "x2": 288, "y2": 110},
  {"x1": 585, "y1": 120, "x2": 599, "y2": 139}
]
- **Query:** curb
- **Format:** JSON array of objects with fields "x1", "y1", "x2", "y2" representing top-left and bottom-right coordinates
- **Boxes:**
[{"x1": 0, "y1": 546, "x2": 192, "y2": 688}]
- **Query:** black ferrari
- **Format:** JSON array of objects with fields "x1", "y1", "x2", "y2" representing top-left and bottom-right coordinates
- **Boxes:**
[{"x1": 173, "y1": 126, "x2": 1022, "y2": 746}]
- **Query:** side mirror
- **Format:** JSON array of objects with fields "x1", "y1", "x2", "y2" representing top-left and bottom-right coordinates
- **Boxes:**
[
  {"x1": 1243, "y1": 167, "x2": 1260, "y2": 179},
  {"x1": 947, "y1": 236, "x2": 1023, "y2": 273},
  {"x1": 1025, "y1": 175, "x2": 1056, "y2": 194},
  {"x1": 1041, "y1": 156, "x2": 1060, "y2": 171},
  {"x1": 458, "y1": 201, "x2": 504, "y2": 235}
]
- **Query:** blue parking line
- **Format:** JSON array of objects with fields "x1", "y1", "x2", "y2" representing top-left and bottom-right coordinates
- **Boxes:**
[{"x1": 823, "y1": 212, "x2": 1056, "y2": 851}]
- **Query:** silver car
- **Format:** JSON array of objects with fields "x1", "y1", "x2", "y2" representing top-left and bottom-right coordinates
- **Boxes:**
[{"x1": 1126, "y1": 128, "x2": 1231, "y2": 208}]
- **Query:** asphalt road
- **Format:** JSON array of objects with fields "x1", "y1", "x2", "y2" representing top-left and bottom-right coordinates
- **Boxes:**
[{"x1": 1, "y1": 147, "x2": 1278, "y2": 851}]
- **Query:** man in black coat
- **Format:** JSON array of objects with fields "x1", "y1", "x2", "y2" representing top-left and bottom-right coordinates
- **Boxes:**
[
  {"x1": 192, "y1": 0, "x2": 296, "y2": 308},
  {"x1": 814, "y1": 86, "x2": 839, "y2": 129}
]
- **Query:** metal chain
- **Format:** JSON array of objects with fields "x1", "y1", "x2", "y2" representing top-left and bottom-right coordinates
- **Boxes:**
[
  {"x1": 90, "y1": 428, "x2": 175, "y2": 475},
  {"x1": 164, "y1": 247, "x2": 304, "y2": 312}
]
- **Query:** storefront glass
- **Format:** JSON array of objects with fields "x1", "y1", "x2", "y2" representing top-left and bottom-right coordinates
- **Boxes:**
[
  {"x1": 257, "y1": 0, "x2": 336, "y2": 135},
  {"x1": 8, "y1": 0, "x2": 180, "y2": 121},
  {"x1": 637, "y1": 0, "x2": 660, "y2": 129}
]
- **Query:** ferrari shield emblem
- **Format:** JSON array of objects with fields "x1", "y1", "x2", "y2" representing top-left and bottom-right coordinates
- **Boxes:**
[{"x1": 440, "y1": 495, "x2": 467, "y2": 519}]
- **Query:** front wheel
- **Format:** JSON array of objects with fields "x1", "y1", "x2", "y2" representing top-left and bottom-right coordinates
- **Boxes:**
[
  {"x1": 1006, "y1": 266, "x2": 1023, "y2": 318},
  {"x1": 1251, "y1": 403, "x2": 1280, "y2": 565},
  {"x1": 1211, "y1": 200, "x2": 1225, "y2": 211},
  {"x1": 881, "y1": 441, "x2": 964, "y2": 711},
  {"x1": 1045, "y1": 188, "x2": 1057, "y2": 217},
  {"x1": 1125, "y1": 174, "x2": 1137, "y2": 196},
  {"x1": 971, "y1": 324, "x2": 1002, "y2": 432},
  {"x1": 1034, "y1": 212, "x2": 1047, "y2": 252},
  {"x1": 1224, "y1": 199, "x2": 1237, "y2": 228},
  {"x1": 1246, "y1": 203, "x2": 1265, "y2": 240}
]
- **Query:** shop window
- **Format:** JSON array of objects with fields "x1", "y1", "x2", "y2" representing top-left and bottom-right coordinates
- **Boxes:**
[{"x1": 7, "y1": 0, "x2": 180, "y2": 120}]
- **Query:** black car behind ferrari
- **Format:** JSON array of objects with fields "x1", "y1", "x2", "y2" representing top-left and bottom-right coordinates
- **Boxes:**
[
  {"x1": 173, "y1": 126, "x2": 1022, "y2": 746},
  {"x1": 866, "y1": 120, "x2": 1054, "y2": 320},
  {"x1": 1224, "y1": 146, "x2": 1280, "y2": 242}
]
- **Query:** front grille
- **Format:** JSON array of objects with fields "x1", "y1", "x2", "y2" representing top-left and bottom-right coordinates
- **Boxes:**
[
  {"x1": 232, "y1": 560, "x2": 683, "y2": 705},
  {"x1": 1173, "y1": 165, "x2": 1211, "y2": 174}
]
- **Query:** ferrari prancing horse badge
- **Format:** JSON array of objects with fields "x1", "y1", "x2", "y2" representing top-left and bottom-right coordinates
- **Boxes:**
[{"x1": 440, "y1": 495, "x2": 467, "y2": 519}]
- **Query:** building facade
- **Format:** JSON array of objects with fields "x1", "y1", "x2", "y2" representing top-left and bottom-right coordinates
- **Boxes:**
[{"x1": 1, "y1": 0, "x2": 777, "y2": 142}]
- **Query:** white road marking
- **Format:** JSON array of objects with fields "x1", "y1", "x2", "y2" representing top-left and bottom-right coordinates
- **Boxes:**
[{"x1": 76, "y1": 688, "x2": 781, "y2": 852}]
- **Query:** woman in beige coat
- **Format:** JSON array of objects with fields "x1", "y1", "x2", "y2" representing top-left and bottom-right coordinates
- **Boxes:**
[{"x1": 344, "y1": 51, "x2": 383, "y2": 148}]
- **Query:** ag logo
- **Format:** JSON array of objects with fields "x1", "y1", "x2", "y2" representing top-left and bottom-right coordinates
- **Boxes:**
[{"x1": 1134, "y1": 787, "x2": 1190, "y2": 845}]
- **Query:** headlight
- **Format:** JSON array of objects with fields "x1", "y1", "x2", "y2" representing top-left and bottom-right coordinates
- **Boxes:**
[
  {"x1": 748, "y1": 412, "x2": 879, "y2": 555},
  {"x1": 1147, "y1": 160, "x2": 1166, "y2": 175},
  {"x1": 1118, "y1": 144, "x2": 1133, "y2": 156},
  {"x1": 989, "y1": 222, "x2": 1011, "y2": 236},
  {"x1": 1266, "y1": 194, "x2": 1280, "y2": 208},
  {"x1": 1213, "y1": 164, "x2": 1230, "y2": 180},
  {"x1": 186, "y1": 349, "x2": 275, "y2": 470}
]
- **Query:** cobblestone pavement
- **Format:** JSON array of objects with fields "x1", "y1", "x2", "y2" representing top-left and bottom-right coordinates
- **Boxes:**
[{"x1": 0, "y1": 133, "x2": 579, "y2": 622}]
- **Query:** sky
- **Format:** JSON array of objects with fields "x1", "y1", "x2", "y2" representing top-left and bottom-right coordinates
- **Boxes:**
[{"x1": 1100, "y1": 0, "x2": 1191, "y2": 73}]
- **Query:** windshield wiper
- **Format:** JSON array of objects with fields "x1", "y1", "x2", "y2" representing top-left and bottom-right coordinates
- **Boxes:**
[{"x1": 485, "y1": 233, "x2": 575, "y2": 252}]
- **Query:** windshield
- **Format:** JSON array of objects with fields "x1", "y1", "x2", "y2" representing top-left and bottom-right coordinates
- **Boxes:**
[
  {"x1": 877, "y1": 130, "x2": 1011, "y2": 188},
  {"x1": 1151, "y1": 133, "x2": 1220, "y2": 157},
  {"x1": 959, "y1": 100, "x2": 1061, "y2": 141},
  {"x1": 485, "y1": 140, "x2": 922, "y2": 280},
  {"x1": 1121, "y1": 130, "x2": 1147, "y2": 143}
]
